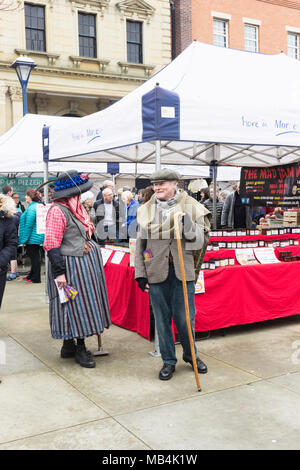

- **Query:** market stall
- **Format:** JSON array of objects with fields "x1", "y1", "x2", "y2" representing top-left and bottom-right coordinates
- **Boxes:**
[
  {"x1": 43, "y1": 41, "x2": 300, "y2": 232},
  {"x1": 39, "y1": 41, "x2": 300, "y2": 341}
]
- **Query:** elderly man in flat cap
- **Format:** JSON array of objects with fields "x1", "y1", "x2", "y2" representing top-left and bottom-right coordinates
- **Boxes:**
[{"x1": 135, "y1": 169, "x2": 211, "y2": 381}]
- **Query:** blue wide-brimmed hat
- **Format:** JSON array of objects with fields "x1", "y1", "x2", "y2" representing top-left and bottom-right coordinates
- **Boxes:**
[{"x1": 51, "y1": 170, "x2": 93, "y2": 200}]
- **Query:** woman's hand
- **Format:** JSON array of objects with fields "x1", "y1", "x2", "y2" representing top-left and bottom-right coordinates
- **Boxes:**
[
  {"x1": 56, "y1": 274, "x2": 67, "y2": 289},
  {"x1": 84, "y1": 241, "x2": 92, "y2": 254}
]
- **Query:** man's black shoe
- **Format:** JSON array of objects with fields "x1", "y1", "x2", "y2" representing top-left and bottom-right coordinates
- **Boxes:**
[
  {"x1": 159, "y1": 363, "x2": 175, "y2": 381},
  {"x1": 61, "y1": 339, "x2": 76, "y2": 358},
  {"x1": 75, "y1": 345, "x2": 96, "y2": 368},
  {"x1": 183, "y1": 355, "x2": 208, "y2": 374}
]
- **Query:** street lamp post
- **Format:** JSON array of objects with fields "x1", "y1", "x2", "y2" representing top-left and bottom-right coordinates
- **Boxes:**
[{"x1": 10, "y1": 56, "x2": 36, "y2": 116}]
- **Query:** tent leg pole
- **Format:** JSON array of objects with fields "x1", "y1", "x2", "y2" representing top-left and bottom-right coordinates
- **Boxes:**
[
  {"x1": 213, "y1": 165, "x2": 217, "y2": 230},
  {"x1": 149, "y1": 326, "x2": 161, "y2": 358},
  {"x1": 43, "y1": 160, "x2": 49, "y2": 305},
  {"x1": 212, "y1": 145, "x2": 219, "y2": 230},
  {"x1": 155, "y1": 140, "x2": 161, "y2": 171}
]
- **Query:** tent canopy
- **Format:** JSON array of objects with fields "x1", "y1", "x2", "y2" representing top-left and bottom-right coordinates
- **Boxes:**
[
  {"x1": 45, "y1": 41, "x2": 300, "y2": 168},
  {"x1": 0, "y1": 113, "x2": 224, "y2": 179},
  {"x1": 0, "y1": 114, "x2": 109, "y2": 175}
]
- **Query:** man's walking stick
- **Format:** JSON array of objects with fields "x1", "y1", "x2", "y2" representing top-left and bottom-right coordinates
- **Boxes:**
[{"x1": 174, "y1": 213, "x2": 201, "y2": 392}]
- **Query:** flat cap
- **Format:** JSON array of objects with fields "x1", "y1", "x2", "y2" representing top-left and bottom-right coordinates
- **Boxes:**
[{"x1": 150, "y1": 168, "x2": 181, "y2": 183}]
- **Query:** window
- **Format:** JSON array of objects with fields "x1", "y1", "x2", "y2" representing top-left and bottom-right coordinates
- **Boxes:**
[
  {"x1": 288, "y1": 32, "x2": 299, "y2": 59},
  {"x1": 244, "y1": 24, "x2": 258, "y2": 52},
  {"x1": 78, "y1": 12, "x2": 97, "y2": 58},
  {"x1": 213, "y1": 19, "x2": 228, "y2": 47},
  {"x1": 25, "y1": 3, "x2": 46, "y2": 52},
  {"x1": 127, "y1": 20, "x2": 143, "y2": 63}
]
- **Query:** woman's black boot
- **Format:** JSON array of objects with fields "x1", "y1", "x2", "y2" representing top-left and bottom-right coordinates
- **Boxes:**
[
  {"x1": 75, "y1": 339, "x2": 96, "y2": 368},
  {"x1": 61, "y1": 339, "x2": 76, "y2": 358}
]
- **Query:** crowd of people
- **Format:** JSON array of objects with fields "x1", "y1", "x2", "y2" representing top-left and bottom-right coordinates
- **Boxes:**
[
  {"x1": 0, "y1": 172, "x2": 285, "y2": 378},
  {"x1": 196, "y1": 182, "x2": 280, "y2": 230},
  {"x1": 0, "y1": 178, "x2": 154, "y2": 316}
]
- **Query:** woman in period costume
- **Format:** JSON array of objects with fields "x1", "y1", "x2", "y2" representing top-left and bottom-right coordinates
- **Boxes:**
[{"x1": 43, "y1": 170, "x2": 111, "y2": 368}]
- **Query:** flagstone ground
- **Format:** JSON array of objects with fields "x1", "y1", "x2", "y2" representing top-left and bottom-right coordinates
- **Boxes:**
[{"x1": 1, "y1": 269, "x2": 300, "y2": 450}]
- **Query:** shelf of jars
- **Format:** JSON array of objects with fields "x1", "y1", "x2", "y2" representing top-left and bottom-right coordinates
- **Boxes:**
[{"x1": 201, "y1": 226, "x2": 300, "y2": 270}]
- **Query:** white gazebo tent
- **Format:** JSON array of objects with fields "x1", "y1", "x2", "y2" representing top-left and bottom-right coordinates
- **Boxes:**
[
  {"x1": 0, "y1": 113, "x2": 218, "y2": 185},
  {"x1": 44, "y1": 41, "x2": 300, "y2": 227}
]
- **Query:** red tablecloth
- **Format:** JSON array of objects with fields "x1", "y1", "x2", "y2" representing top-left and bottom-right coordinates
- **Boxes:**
[
  {"x1": 104, "y1": 251, "x2": 150, "y2": 340},
  {"x1": 104, "y1": 241, "x2": 300, "y2": 341},
  {"x1": 194, "y1": 260, "x2": 300, "y2": 332}
]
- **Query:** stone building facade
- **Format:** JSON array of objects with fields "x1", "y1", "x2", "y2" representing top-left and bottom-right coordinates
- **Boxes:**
[{"x1": 0, "y1": 0, "x2": 171, "y2": 134}]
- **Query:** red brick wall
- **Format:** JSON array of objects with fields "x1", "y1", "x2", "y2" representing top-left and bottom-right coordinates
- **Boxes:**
[
  {"x1": 174, "y1": 0, "x2": 192, "y2": 56},
  {"x1": 174, "y1": 0, "x2": 300, "y2": 55}
]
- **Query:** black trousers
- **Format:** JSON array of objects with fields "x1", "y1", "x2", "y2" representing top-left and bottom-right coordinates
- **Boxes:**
[
  {"x1": 0, "y1": 270, "x2": 7, "y2": 308},
  {"x1": 26, "y1": 244, "x2": 41, "y2": 283}
]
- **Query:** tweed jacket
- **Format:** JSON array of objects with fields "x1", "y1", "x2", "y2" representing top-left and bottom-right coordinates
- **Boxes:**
[{"x1": 134, "y1": 191, "x2": 211, "y2": 284}]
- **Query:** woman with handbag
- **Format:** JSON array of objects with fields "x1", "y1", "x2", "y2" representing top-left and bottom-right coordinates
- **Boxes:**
[{"x1": 43, "y1": 170, "x2": 111, "y2": 368}]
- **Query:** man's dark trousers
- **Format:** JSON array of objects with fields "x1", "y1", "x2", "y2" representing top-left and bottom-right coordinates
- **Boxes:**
[{"x1": 149, "y1": 263, "x2": 198, "y2": 365}]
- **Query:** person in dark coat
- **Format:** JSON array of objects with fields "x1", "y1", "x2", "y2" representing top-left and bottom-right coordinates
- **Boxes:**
[
  {"x1": 199, "y1": 187, "x2": 210, "y2": 204},
  {"x1": 95, "y1": 180, "x2": 115, "y2": 202},
  {"x1": 6, "y1": 193, "x2": 25, "y2": 281},
  {"x1": 0, "y1": 195, "x2": 18, "y2": 308},
  {"x1": 221, "y1": 183, "x2": 252, "y2": 229},
  {"x1": 12, "y1": 193, "x2": 25, "y2": 213},
  {"x1": 203, "y1": 186, "x2": 224, "y2": 229},
  {"x1": 143, "y1": 186, "x2": 154, "y2": 204},
  {"x1": 137, "y1": 189, "x2": 145, "y2": 205},
  {"x1": 94, "y1": 187, "x2": 121, "y2": 244}
]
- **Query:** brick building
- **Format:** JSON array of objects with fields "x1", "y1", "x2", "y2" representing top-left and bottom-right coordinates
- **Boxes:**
[{"x1": 173, "y1": 0, "x2": 300, "y2": 58}]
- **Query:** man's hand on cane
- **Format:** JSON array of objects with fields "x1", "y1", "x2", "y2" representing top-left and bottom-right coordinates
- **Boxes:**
[{"x1": 136, "y1": 277, "x2": 149, "y2": 293}]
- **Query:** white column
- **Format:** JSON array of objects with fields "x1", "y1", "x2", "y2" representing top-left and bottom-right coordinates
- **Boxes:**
[
  {"x1": 0, "y1": 82, "x2": 7, "y2": 135},
  {"x1": 9, "y1": 85, "x2": 23, "y2": 125}
]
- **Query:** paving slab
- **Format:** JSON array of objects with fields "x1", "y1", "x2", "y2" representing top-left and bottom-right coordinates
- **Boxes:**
[
  {"x1": 2, "y1": 278, "x2": 47, "y2": 315},
  {"x1": 0, "y1": 418, "x2": 149, "y2": 450},
  {"x1": 267, "y1": 371, "x2": 300, "y2": 395},
  {"x1": 2, "y1": 273, "x2": 300, "y2": 450},
  {"x1": 0, "y1": 370, "x2": 108, "y2": 444},
  {"x1": 0, "y1": 336, "x2": 47, "y2": 376},
  {"x1": 10, "y1": 326, "x2": 259, "y2": 415},
  {"x1": 116, "y1": 379, "x2": 300, "y2": 450},
  {"x1": 197, "y1": 320, "x2": 300, "y2": 378}
]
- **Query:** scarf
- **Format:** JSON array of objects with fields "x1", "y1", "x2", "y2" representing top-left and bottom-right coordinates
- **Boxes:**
[
  {"x1": 155, "y1": 190, "x2": 180, "y2": 218},
  {"x1": 137, "y1": 190, "x2": 212, "y2": 278},
  {"x1": 138, "y1": 190, "x2": 209, "y2": 239},
  {"x1": 54, "y1": 195, "x2": 94, "y2": 239}
]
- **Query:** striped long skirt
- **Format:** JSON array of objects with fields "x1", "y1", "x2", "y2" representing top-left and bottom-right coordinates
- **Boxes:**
[{"x1": 47, "y1": 241, "x2": 111, "y2": 339}]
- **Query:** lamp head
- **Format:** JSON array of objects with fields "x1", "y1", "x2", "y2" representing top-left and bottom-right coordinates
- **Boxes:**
[{"x1": 10, "y1": 56, "x2": 37, "y2": 85}]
